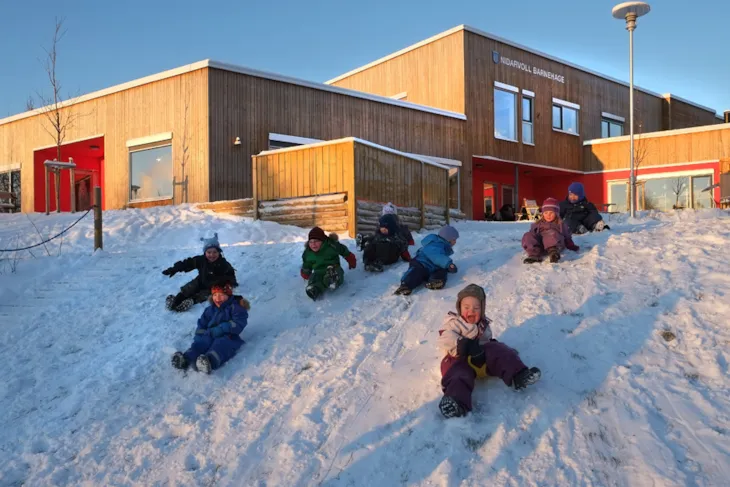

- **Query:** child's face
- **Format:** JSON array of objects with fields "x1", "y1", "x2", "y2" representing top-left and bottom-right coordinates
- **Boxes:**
[
  {"x1": 309, "y1": 239, "x2": 323, "y2": 252},
  {"x1": 212, "y1": 291, "x2": 229, "y2": 307},
  {"x1": 379, "y1": 226, "x2": 389, "y2": 235},
  {"x1": 568, "y1": 192, "x2": 580, "y2": 203},
  {"x1": 449, "y1": 239, "x2": 457, "y2": 247},
  {"x1": 460, "y1": 296, "x2": 481, "y2": 325},
  {"x1": 543, "y1": 210, "x2": 557, "y2": 222},
  {"x1": 205, "y1": 248, "x2": 220, "y2": 262}
]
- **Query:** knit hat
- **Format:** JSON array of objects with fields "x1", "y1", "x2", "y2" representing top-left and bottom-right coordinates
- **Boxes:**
[
  {"x1": 456, "y1": 284, "x2": 487, "y2": 319},
  {"x1": 211, "y1": 282, "x2": 233, "y2": 296},
  {"x1": 438, "y1": 225, "x2": 460, "y2": 242},
  {"x1": 541, "y1": 198, "x2": 560, "y2": 213},
  {"x1": 378, "y1": 214, "x2": 399, "y2": 236},
  {"x1": 568, "y1": 182, "x2": 585, "y2": 200},
  {"x1": 308, "y1": 226, "x2": 327, "y2": 241},
  {"x1": 201, "y1": 232, "x2": 221, "y2": 253},
  {"x1": 382, "y1": 202, "x2": 397, "y2": 216}
]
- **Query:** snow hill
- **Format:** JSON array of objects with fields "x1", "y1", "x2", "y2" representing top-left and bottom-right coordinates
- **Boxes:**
[{"x1": 1, "y1": 206, "x2": 729, "y2": 487}]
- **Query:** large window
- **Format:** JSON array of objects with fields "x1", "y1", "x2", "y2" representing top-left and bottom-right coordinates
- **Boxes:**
[
  {"x1": 611, "y1": 174, "x2": 715, "y2": 212},
  {"x1": 494, "y1": 88, "x2": 518, "y2": 141},
  {"x1": 522, "y1": 96, "x2": 534, "y2": 145},
  {"x1": 0, "y1": 169, "x2": 21, "y2": 211},
  {"x1": 692, "y1": 175, "x2": 713, "y2": 209},
  {"x1": 601, "y1": 119, "x2": 624, "y2": 138},
  {"x1": 552, "y1": 99, "x2": 580, "y2": 135},
  {"x1": 608, "y1": 181, "x2": 629, "y2": 212},
  {"x1": 129, "y1": 144, "x2": 173, "y2": 201}
]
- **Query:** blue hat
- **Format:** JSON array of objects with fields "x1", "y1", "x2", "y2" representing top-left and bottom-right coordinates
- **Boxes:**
[
  {"x1": 201, "y1": 232, "x2": 221, "y2": 253},
  {"x1": 568, "y1": 182, "x2": 585, "y2": 200},
  {"x1": 438, "y1": 225, "x2": 459, "y2": 242}
]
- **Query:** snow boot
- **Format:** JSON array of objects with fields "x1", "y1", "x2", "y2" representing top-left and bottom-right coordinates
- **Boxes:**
[
  {"x1": 512, "y1": 367, "x2": 541, "y2": 390},
  {"x1": 165, "y1": 295, "x2": 176, "y2": 310},
  {"x1": 171, "y1": 351, "x2": 189, "y2": 370},
  {"x1": 196, "y1": 355, "x2": 212, "y2": 374},
  {"x1": 547, "y1": 247, "x2": 561, "y2": 263},
  {"x1": 365, "y1": 261, "x2": 384, "y2": 273},
  {"x1": 325, "y1": 266, "x2": 340, "y2": 290},
  {"x1": 439, "y1": 395, "x2": 466, "y2": 418},
  {"x1": 306, "y1": 284, "x2": 321, "y2": 301},
  {"x1": 394, "y1": 284, "x2": 412, "y2": 296},
  {"x1": 593, "y1": 220, "x2": 610, "y2": 232},
  {"x1": 174, "y1": 298, "x2": 195, "y2": 312},
  {"x1": 425, "y1": 279, "x2": 445, "y2": 290},
  {"x1": 523, "y1": 256, "x2": 541, "y2": 264},
  {"x1": 575, "y1": 224, "x2": 589, "y2": 235}
]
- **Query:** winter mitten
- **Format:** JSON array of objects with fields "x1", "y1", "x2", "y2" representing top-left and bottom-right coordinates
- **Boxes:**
[
  {"x1": 209, "y1": 326, "x2": 225, "y2": 338},
  {"x1": 456, "y1": 337, "x2": 478, "y2": 358},
  {"x1": 400, "y1": 250, "x2": 412, "y2": 262},
  {"x1": 512, "y1": 367, "x2": 541, "y2": 390},
  {"x1": 345, "y1": 253, "x2": 357, "y2": 269},
  {"x1": 407, "y1": 237, "x2": 415, "y2": 246},
  {"x1": 523, "y1": 256, "x2": 541, "y2": 264},
  {"x1": 547, "y1": 247, "x2": 561, "y2": 263},
  {"x1": 171, "y1": 351, "x2": 188, "y2": 370},
  {"x1": 593, "y1": 220, "x2": 607, "y2": 232},
  {"x1": 439, "y1": 395, "x2": 466, "y2": 418},
  {"x1": 575, "y1": 224, "x2": 589, "y2": 235},
  {"x1": 162, "y1": 267, "x2": 176, "y2": 277},
  {"x1": 196, "y1": 355, "x2": 212, "y2": 374},
  {"x1": 566, "y1": 241, "x2": 580, "y2": 252},
  {"x1": 300, "y1": 269, "x2": 311, "y2": 280},
  {"x1": 447, "y1": 263, "x2": 458, "y2": 274}
]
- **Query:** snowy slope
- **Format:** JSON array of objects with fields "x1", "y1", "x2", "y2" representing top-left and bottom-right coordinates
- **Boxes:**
[{"x1": 1, "y1": 206, "x2": 729, "y2": 487}]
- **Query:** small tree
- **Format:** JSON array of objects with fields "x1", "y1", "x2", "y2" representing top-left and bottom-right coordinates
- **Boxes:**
[{"x1": 671, "y1": 178, "x2": 688, "y2": 209}]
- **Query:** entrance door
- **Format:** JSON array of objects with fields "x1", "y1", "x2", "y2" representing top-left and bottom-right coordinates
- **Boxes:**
[
  {"x1": 502, "y1": 185, "x2": 515, "y2": 208},
  {"x1": 483, "y1": 182, "x2": 496, "y2": 219}
]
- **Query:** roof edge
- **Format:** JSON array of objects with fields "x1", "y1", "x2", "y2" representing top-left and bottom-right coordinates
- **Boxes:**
[{"x1": 583, "y1": 122, "x2": 730, "y2": 146}]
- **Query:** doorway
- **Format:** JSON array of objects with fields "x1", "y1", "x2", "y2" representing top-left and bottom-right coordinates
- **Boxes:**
[{"x1": 483, "y1": 182, "x2": 497, "y2": 219}]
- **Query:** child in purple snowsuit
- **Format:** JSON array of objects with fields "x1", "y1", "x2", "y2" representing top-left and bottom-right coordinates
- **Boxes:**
[
  {"x1": 171, "y1": 282, "x2": 249, "y2": 374},
  {"x1": 437, "y1": 284, "x2": 541, "y2": 418},
  {"x1": 521, "y1": 197, "x2": 579, "y2": 264}
]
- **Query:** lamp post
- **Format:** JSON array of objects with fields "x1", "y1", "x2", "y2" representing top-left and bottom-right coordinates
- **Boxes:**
[{"x1": 613, "y1": 1, "x2": 651, "y2": 218}]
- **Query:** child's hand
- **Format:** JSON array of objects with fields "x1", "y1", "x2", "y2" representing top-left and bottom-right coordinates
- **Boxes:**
[
  {"x1": 300, "y1": 269, "x2": 311, "y2": 280},
  {"x1": 209, "y1": 326, "x2": 225, "y2": 338},
  {"x1": 162, "y1": 267, "x2": 176, "y2": 277},
  {"x1": 345, "y1": 253, "x2": 357, "y2": 269},
  {"x1": 400, "y1": 250, "x2": 411, "y2": 262},
  {"x1": 567, "y1": 242, "x2": 580, "y2": 252},
  {"x1": 447, "y1": 263, "x2": 458, "y2": 273}
]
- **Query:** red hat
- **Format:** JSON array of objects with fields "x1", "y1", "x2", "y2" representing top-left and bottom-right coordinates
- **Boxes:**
[
  {"x1": 308, "y1": 226, "x2": 327, "y2": 241},
  {"x1": 541, "y1": 197, "x2": 560, "y2": 213},
  {"x1": 211, "y1": 282, "x2": 233, "y2": 296}
]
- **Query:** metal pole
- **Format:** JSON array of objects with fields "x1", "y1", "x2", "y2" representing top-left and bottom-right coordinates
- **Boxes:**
[
  {"x1": 94, "y1": 186, "x2": 103, "y2": 251},
  {"x1": 55, "y1": 169, "x2": 61, "y2": 213},
  {"x1": 628, "y1": 13, "x2": 637, "y2": 218},
  {"x1": 45, "y1": 164, "x2": 49, "y2": 215}
]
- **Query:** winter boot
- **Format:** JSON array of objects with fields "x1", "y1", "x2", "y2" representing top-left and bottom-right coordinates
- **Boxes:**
[
  {"x1": 365, "y1": 261, "x2": 384, "y2": 273},
  {"x1": 196, "y1": 355, "x2": 212, "y2": 374},
  {"x1": 174, "y1": 298, "x2": 195, "y2": 312},
  {"x1": 325, "y1": 266, "x2": 340, "y2": 290},
  {"x1": 523, "y1": 256, "x2": 541, "y2": 264},
  {"x1": 575, "y1": 224, "x2": 589, "y2": 235},
  {"x1": 593, "y1": 220, "x2": 609, "y2": 232},
  {"x1": 547, "y1": 247, "x2": 561, "y2": 263},
  {"x1": 425, "y1": 279, "x2": 445, "y2": 290},
  {"x1": 165, "y1": 295, "x2": 176, "y2": 310},
  {"x1": 439, "y1": 395, "x2": 466, "y2": 418},
  {"x1": 306, "y1": 284, "x2": 321, "y2": 301},
  {"x1": 355, "y1": 233, "x2": 364, "y2": 250},
  {"x1": 171, "y1": 351, "x2": 189, "y2": 370},
  {"x1": 512, "y1": 367, "x2": 541, "y2": 390},
  {"x1": 394, "y1": 284, "x2": 412, "y2": 296}
]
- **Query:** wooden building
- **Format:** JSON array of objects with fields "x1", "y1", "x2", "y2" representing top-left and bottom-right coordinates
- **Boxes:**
[{"x1": 328, "y1": 25, "x2": 725, "y2": 218}]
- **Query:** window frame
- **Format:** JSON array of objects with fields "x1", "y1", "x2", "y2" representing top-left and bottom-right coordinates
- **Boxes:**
[
  {"x1": 128, "y1": 140, "x2": 174, "y2": 203},
  {"x1": 551, "y1": 98, "x2": 580, "y2": 136},
  {"x1": 521, "y1": 92, "x2": 535, "y2": 145},
  {"x1": 601, "y1": 118, "x2": 624, "y2": 138},
  {"x1": 494, "y1": 82, "x2": 519, "y2": 143}
]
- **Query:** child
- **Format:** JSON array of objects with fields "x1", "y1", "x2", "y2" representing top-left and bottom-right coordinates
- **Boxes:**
[
  {"x1": 163, "y1": 233, "x2": 238, "y2": 312},
  {"x1": 382, "y1": 202, "x2": 415, "y2": 246},
  {"x1": 171, "y1": 281, "x2": 249, "y2": 374},
  {"x1": 438, "y1": 284, "x2": 541, "y2": 418},
  {"x1": 559, "y1": 182, "x2": 609, "y2": 234},
  {"x1": 358, "y1": 214, "x2": 411, "y2": 272},
  {"x1": 521, "y1": 198, "x2": 579, "y2": 264},
  {"x1": 301, "y1": 227, "x2": 357, "y2": 300},
  {"x1": 163, "y1": 233, "x2": 238, "y2": 311},
  {"x1": 394, "y1": 225, "x2": 459, "y2": 295}
]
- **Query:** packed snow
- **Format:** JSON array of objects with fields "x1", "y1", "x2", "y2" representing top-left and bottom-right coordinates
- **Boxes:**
[{"x1": 1, "y1": 205, "x2": 729, "y2": 486}]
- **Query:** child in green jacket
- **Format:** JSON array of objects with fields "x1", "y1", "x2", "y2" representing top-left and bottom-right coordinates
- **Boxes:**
[{"x1": 300, "y1": 227, "x2": 357, "y2": 300}]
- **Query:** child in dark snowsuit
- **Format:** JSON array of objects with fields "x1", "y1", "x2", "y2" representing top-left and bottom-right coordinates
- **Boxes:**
[
  {"x1": 521, "y1": 198, "x2": 579, "y2": 264},
  {"x1": 163, "y1": 233, "x2": 238, "y2": 312},
  {"x1": 381, "y1": 202, "x2": 415, "y2": 246},
  {"x1": 559, "y1": 182, "x2": 609, "y2": 234},
  {"x1": 171, "y1": 282, "x2": 249, "y2": 374},
  {"x1": 358, "y1": 214, "x2": 411, "y2": 273},
  {"x1": 394, "y1": 225, "x2": 459, "y2": 295},
  {"x1": 438, "y1": 284, "x2": 541, "y2": 418},
  {"x1": 301, "y1": 227, "x2": 357, "y2": 300}
]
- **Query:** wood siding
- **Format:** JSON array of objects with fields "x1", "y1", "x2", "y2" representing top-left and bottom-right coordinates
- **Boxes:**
[
  {"x1": 208, "y1": 68, "x2": 465, "y2": 206},
  {"x1": 584, "y1": 126, "x2": 730, "y2": 172},
  {"x1": 662, "y1": 96, "x2": 720, "y2": 130},
  {"x1": 327, "y1": 31, "x2": 466, "y2": 114},
  {"x1": 0, "y1": 68, "x2": 209, "y2": 211}
]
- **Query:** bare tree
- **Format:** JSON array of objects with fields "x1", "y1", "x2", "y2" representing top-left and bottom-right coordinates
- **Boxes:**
[
  {"x1": 174, "y1": 79, "x2": 192, "y2": 204},
  {"x1": 671, "y1": 177, "x2": 687, "y2": 209},
  {"x1": 26, "y1": 96, "x2": 36, "y2": 111}
]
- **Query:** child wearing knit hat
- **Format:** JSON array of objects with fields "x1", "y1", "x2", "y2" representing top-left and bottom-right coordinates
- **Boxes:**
[
  {"x1": 559, "y1": 182, "x2": 609, "y2": 234},
  {"x1": 395, "y1": 225, "x2": 459, "y2": 295},
  {"x1": 437, "y1": 283, "x2": 541, "y2": 418},
  {"x1": 521, "y1": 198, "x2": 579, "y2": 264},
  {"x1": 300, "y1": 227, "x2": 357, "y2": 300},
  {"x1": 171, "y1": 280, "x2": 250, "y2": 374}
]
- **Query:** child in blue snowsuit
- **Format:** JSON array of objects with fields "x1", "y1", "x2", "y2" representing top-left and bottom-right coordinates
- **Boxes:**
[
  {"x1": 171, "y1": 282, "x2": 249, "y2": 374},
  {"x1": 394, "y1": 225, "x2": 459, "y2": 295}
]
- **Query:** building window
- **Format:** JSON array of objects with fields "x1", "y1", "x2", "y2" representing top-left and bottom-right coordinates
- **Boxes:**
[
  {"x1": 522, "y1": 96, "x2": 534, "y2": 144},
  {"x1": 613, "y1": 174, "x2": 714, "y2": 212},
  {"x1": 129, "y1": 144, "x2": 173, "y2": 201},
  {"x1": 494, "y1": 88, "x2": 518, "y2": 141},
  {"x1": 0, "y1": 169, "x2": 21, "y2": 211},
  {"x1": 691, "y1": 175, "x2": 713, "y2": 209},
  {"x1": 601, "y1": 119, "x2": 624, "y2": 138},
  {"x1": 608, "y1": 180, "x2": 629, "y2": 212},
  {"x1": 553, "y1": 105, "x2": 579, "y2": 134}
]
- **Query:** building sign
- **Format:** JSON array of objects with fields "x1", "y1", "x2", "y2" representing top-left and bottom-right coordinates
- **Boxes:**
[{"x1": 492, "y1": 51, "x2": 565, "y2": 84}]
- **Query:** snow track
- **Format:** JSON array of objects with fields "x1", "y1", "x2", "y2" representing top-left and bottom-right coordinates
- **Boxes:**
[{"x1": 1, "y1": 207, "x2": 729, "y2": 486}]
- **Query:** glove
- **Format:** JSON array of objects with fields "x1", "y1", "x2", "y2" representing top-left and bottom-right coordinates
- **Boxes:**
[
  {"x1": 400, "y1": 250, "x2": 411, "y2": 262},
  {"x1": 566, "y1": 241, "x2": 580, "y2": 252},
  {"x1": 209, "y1": 326, "x2": 225, "y2": 338},
  {"x1": 456, "y1": 337, "x2": 487, "y2": 378},
  {"x1": 408, "y1": 237, "x2": 415, "y2": 246},
  {"x1": 300, "y1": 269, "x2": 311, "y2": 280},
  {"x1": 162, "y1": 267, "x2": 176, "y2": 277},
  {"x1": 447, "y1": 263, "x2": 458, "y2": 274},
  {"x1": 345, "y1": 253, "x2": 357, "y2": 270}
]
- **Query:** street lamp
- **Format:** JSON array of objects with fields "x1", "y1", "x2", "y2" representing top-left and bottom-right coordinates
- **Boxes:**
[{"x1": 613, "y1": 1, "x2": 651, "y2": 219}]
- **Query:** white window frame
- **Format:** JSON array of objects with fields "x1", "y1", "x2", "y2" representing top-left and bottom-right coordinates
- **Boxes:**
[
  {"x1": 128, "y1": 139, "x2": 174, "y2": 203},
  {"x1": 521, "y1": 91, "x2": 535, "y2": 146},
  {"x1": 552, "y1": 97, "x2": 580, "y2": 136},
  {"x1": 494, "y1": 83, "x2": 519, "y2": 143}
]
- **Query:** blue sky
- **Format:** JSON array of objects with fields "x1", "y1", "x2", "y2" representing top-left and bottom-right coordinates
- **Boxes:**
[{"x1": 1, "y1": 0, "x2": 728, "y2": 118}]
